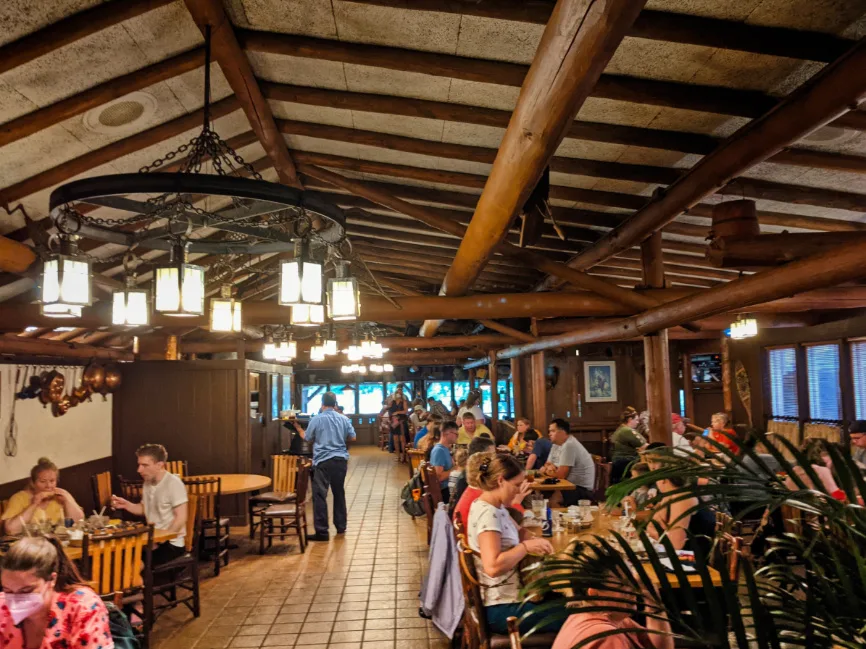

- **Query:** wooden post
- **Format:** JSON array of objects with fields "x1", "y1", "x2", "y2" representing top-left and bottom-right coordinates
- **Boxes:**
[
  {"x1": 489, "y1": 352, "x2": 499, "y2": 433},
  {"x1": 511, "y1": 357, "x2": 524, "y2": 418},
  {"x1": 468, "y1": 369, "x2": 476, "y2": 392},
  {"x1": 721, "y1": 334, "x2": 733, "y2": 422},
  {"x1": 641, "y1": 231, "x2": 672, "y2": 445},
  {"x1": 682, "y1": 353, "x2": 695, "y2": 419},
  {"x1": 422, "y1": 0, "x2": 648, "y2": 336},
  {"x1": 531, "y1": 352, "x2": 548, "y2": 428}
]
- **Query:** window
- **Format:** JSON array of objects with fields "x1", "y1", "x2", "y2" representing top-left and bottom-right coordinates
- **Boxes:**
[
  {"x1": 281, "y1": 375, "x2": 292, "y2": 414},
  {"x1": 806, "y1": 343, "x2": 841, "y2": 421},
  {"x1": 479, "y1": 383, "x2": 492, "y2": 415},
  {"x1": 301, "y1": 384, "x2": 327, "y2": 414},
  {"x1": 497, "y1": 380, "x2": 510, "y2": 418},
  {"x1": 453, "y1": 381, "x2": 470, "y2": 406},
  {"x1": 853, "y1": 341, "x2": 866, "y2": 419},
  {"x1": 270, "y1": 374, "x2": 280, "y2": 420},
  {"x1": 331, "y1": 384, "x2": 357, "y2": 415},
  {"x1": 387, "y1": 381, "x2": 413, "y2": 400},
  {"x1": 426, "y1": 380, "x2": 452, "y2": 406},
  {"x1": 768, "y1": 347, "x2": 798, "y2": 418},
  {"x1": 358, "y1": 382, "x2": 385, "y2": 414}
]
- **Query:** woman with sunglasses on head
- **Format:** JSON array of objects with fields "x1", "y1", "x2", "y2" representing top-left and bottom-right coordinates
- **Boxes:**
[
  {"x1": 465, "y1": 452, "x2": 555, "y2": 635},
  {"x1": 0, "y1": 536, "x2": 113, "y2": 648}
]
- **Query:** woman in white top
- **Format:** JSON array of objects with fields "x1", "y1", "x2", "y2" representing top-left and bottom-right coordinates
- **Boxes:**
[{"x1": 466, "y1": 452, "x2": 555, "y2": 635}]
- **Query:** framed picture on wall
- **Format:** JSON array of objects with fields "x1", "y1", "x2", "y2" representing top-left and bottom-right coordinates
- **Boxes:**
[{"x1": 584, "y1": 361, "x2": 617, "y2": 402}]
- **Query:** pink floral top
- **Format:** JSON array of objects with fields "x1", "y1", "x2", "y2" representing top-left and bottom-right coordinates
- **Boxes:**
[{"x1": 0, "y1": 587, "x2": 114, "y2": 649}]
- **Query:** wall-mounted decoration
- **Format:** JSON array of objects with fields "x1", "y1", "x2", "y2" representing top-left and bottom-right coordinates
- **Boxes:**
[{"x1": 584, "y1": 360, "x2": 617, "y2": 402}]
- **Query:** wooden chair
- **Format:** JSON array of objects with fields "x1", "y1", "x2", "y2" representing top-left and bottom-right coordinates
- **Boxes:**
[
  {"x1": 119, "y1": 476, "x2": 144, "y2": 503},
  {"x1": 182, "y1": 477, "x2": 230, "y2": 576},
  {"x1": 453, "y1": 514, "x2": 554, "y2": 649},
  {"x1": 166, "y1": 460, "x2": 189, "y2": 478},
  {"x1": 248, "y1": 454, "x2": 298, "y2": 539},
  {"x1": 80, "y1": 524, "x2": 154, "y2": 648},
  {"x1": 507, "y1": 617, "x2": 522, "y2": 649},
  {"x1": 91, "y1": 471, "x2": 112, "y2": 513},
  {"x1": 152, "y1": 494, "x2": 201, "y2": 621},
  {"x1": 408, "y1": 448, "x2": 425, "y2": 479},
  {"x1": 259, "y1": 460, "x2": 311, "y2": 554},
  {"x1": 418, "y1": 461, "x2": 442, "y2": 545},
  {"x1": 592, "y1": 459, "x2": 612, "y2": 503}
]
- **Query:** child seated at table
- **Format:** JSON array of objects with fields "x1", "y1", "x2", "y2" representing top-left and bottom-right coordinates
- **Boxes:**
[
  {"x1": 449, "y1": 448, "x2": 468, "y2": 504},
  {"x1": 625, "y1": 462, "x2": 656, "y2": 510}
]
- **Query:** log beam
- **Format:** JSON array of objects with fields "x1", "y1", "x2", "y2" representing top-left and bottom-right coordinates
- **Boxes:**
[
  {"x1": 422, "y1": 0, "x2": 647, "y2": 336},
  {"x1": 0, "y1": 336, "x2": 133, "y2": 361},
  {"x1": 182, "y1": 0, "x2": 301, "y2": 187},
  {"x1": 641, "y1": 231, "x2": 672, "y2": 445},
  {"x1": 496, "y1": 235, "x2": 866, "y2": 360},
  {"x1": 707, "y1": 232, "x2": 866, "y2": 267},
  {"x1": 0, "y1": 237, "x2": 37, "y2": 273},
  {"x1": 550, "y1": 37, "x2": 866, "y2": 278}
]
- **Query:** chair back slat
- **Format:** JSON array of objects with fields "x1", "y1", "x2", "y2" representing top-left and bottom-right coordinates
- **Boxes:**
[
  {"x1": 272, "y1": 455, "x2": 298, "y2": 493},
  {"x1": 166, "y1": 460, "x2": 189, "y2": 478},
  {"x1": 81, "y1": 525, "x2": 153, "y2": 595},
  {"x1": 91, "y1": 471, "x2": 112, "y2": 511},
  {"x1": 118, "y1": 476, "x2": 144, "y2": 503},
  {"x1": 294, "y1": 461, "x2": 312, "y2": 503},
  {"x1": 185, "y1": 494, "x2": 200, "y2": 553},
  {"x1": 182, "y1": 477, "x2": 221, "y2": 522}
]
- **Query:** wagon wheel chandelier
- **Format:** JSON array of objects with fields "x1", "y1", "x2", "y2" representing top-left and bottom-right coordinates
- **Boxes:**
[{"x1": 39, "y1": 26, "x2": 360, "y2": 331}]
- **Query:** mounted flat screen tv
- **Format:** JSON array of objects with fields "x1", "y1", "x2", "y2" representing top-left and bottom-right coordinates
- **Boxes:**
[{"x1": 691, "y1": 354, "x2": 722, "y2": 385}]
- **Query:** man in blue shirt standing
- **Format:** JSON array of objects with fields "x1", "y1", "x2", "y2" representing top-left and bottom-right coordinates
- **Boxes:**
[{"x1": 294, "y1": 391, "x2": 356, "y2": 542}]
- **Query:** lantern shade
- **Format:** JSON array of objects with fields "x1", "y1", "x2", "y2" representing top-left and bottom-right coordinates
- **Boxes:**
[
  {"x1": 291, "y1": 303, "x2": 325, "y2": 327},
  {"x1": 112, "y1": 288, "x2": 150, "y2": 326},
  {"x1": 279, "y1": 259, "x2": 323, "y2": 306},
  {"x1": 346, "y1": 344, "x2": 363, "y2": 362},
  {"x1": 41, "y1": 254, "x2": 92, "y2": 315},
  {"x1": 210, "y1": 297, "x2": 242, "y2": 332},
  {"x1": 327, "y1": 277, "x2": 360, "y2": 321},
  {"x1": 310, "y1": 345, "x2": 326, "y2": 362},
  {"x1": 730, "y1": 317, "x2": 758, "y2": 340},
  {"x1": 154, "y1": 263, "x2": 204, "y2": 316},
  {"x1": 263, "y1": 341, "x2": 277, "y2": 360},
  {"x1": 324, "y1": 338, "x2": 338, "y2": 356},
  {"x1": 276, "y1": 340, "x2": 297, "y2": 361}
]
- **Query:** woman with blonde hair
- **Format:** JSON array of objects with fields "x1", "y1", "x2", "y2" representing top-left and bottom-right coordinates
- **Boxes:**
[
  {"x1": 1, "y1": 458, "x2": 84, "y2": 535},
  {"x1": 0, "y1": 536, "x2": 113, "y2": 648},
  {"x1": 507, "y1": 417, "x2": 539, "y2": 454},
  {"x1": 465, "y1": 452, "x2": 555, "y2": 634}
]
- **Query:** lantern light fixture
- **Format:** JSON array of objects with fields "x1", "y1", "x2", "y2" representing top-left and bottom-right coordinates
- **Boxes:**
[
  {"x1": 309, "y1": 333, "x2": 327, "y2": 362},
  {"x1": 154, "y1": 242, "x2": 205, "y2": 316},
  {"x1": 327, "y1": 260, "x2": 360, "y2": 321},
  {"x1": 275, "y1": 334, "x2": 297, "y2": 362},
  {"x1": 730, "y1": 315, "x2": 758, "y2": 340},
  {"x1": 111, "y1": 253, "x2": 149, "y2": 326},
  {"x1": 262, "y1": 331, "x2": 277, "y2": 360},
  {"x1": 210, "y1": 283, "x2": 242, "y2": 333},
  {"x1": 384, "y1": 364, "x2": 394, "y2": 372},
  {"x1": 291, "y1": 303, "x2": 325, "y2": 327},
  {"x1": 279, "y1": 239, "x2": 323, "y2": 307},
  {"x1": 40, "y1": 234, "x2": 92, "y2": 318}
]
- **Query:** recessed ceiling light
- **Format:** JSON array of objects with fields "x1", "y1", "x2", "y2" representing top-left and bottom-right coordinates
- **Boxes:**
[{"x1": 83, "y1": 91, "x2": 158, "y2": 136}]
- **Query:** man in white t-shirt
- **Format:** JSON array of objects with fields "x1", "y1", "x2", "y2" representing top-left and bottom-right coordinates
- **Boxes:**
[
  {"x1": 542, "y1": 418, "x2": 595, "y2": 506},
  {"x1": 112, "y1": 443, "x2": 189, "y2": 566}
]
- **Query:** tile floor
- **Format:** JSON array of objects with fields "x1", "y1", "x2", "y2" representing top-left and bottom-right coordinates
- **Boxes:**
[{"x1": 152, "y1": 447, "x2": 448, "y2": 649}]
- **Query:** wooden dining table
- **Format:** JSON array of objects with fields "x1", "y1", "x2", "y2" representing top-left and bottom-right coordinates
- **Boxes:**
[
  {"x1": 187, "y1": 473, "x2": 272, "y2": 495},
  {"x1": 1, "y1": 529, "x2": 179, "y2": 561},
  {"x1": 541, "y1": 508, "x2": 723, "y2": 588},
  {"x1": 528, "y1": 478, "x2": 576, "y2": 492}
]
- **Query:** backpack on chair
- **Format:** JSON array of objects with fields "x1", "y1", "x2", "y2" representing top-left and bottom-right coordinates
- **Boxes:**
[{"x1": 401, "y1": 471, "x2": 425, "y2": 517}]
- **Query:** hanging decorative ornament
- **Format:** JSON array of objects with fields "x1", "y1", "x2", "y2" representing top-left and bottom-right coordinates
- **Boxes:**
[
  {"x1": 327, "y1": 259, "x2": 360, "y2": 321},
  {"x1": 112, "y1": 252, "x2": 149, "y2": 326},
  {"x1": 40, "y1": 213, "x2": 92, "y2": 318}
]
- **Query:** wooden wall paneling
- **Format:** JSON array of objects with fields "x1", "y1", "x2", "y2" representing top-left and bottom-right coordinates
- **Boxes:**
[
  {"x1": 0, "y1": 456, "x2": 113, "y2": 514},
  {"x1": 531, "y1": 352, "x2": 547, "y2": 427}
]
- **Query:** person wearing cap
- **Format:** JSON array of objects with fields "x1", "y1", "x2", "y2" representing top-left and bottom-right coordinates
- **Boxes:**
[
  {"x1": 410, "y1": 404, "x2": 427, "y2": 432},
  {"x1": 671, "y1": 414, "x2": 694, "y2": 455},
  {"x1": 849, "y1": 420, "x2": 866, "y2": 469}
]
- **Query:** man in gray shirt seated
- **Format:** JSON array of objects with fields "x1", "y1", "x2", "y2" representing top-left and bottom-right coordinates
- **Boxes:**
[{"x1": 541, "y1": 418, "x2": 595, "y2": 506}]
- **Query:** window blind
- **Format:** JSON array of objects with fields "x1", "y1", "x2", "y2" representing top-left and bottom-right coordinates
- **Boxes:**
[
  {"x1": 768, "y1": 347, "x2": 798, "y2": 418},
  {"x1": 853, "y1": 341, "x2": 866, "y2": 420},
  {"x1": 806, "y1": 344, "x2": 841, "y2": 421}
]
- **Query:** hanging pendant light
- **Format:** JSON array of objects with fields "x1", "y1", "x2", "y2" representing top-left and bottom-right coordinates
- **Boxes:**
[
  {"x1": 280, "y1": 239, "x2": 323, "y2": 307},
  {"x1": 262, "y1": 330, "x2": 277, "y2": 360},
  {"x1": 154, "y1": 241, "x2": 204, "y2": 317},
  {"x1": 40, "y1": 233, "x2": 92, "y2": 318},
  {"x1": 291, "y1": 303, "x2": 325, "y2": 327},
  {"x1": 112, "y1": 252, "x2": 149, "y2": 326},
  {"x1": 310, "y1": 333, "x2": 326, "y2": 362},
  {"x1": 327, "y1": 259, "x2": 360, "y2": 321},
  {"x1": 346, "y1": 332, "x2": 363, "y2": 362},
  {"x1": 210, "y1": 283, "x2": 242, "y2": 332},
  {"x1": 730, "y1": 315, "x2": 758, "y2": 340},
  {"x1": 324, "y1": 323, "x2": 339, "y2": 356},
  {"x1": 275, "y1": 333, "x2": 297, "y2": 362}
]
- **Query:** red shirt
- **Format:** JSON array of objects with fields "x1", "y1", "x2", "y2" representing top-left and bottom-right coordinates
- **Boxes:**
[
  {"x1": 453, "y1": 487, "x2": 524, "y2": 527},
  {"x1": 709, "y1": 428, "x2": 740, "y2": 454}
]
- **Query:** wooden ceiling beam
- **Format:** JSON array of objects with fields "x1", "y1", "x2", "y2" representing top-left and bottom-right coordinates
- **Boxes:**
[
  {"x1": 280, "y1": 118, "x2": 866, "y2": 212},
  {"x1": 238, "y1": 28, "x2": 866, "y2": 132},
  {"x1": 182, "y1": 0, "x2": 301, "y2": 187},
  {"x1": 0, "y1": 0, "x2": 176, "y2": 76},
  {"x1": 345, "y1": 1, "x2": 854, "y2": 63},
  {"x1": 0, "y1": 336, "x2": 134, "y2": 360},
  {"x1": 427, "y1": 0, "x2": 646, "y2": 338},
  {"x1": 548, "y1": 37, "x2": 866, "y2": 280},
  {"x1": 0, "y1": 48, "x2": 205, "y2": 148}
]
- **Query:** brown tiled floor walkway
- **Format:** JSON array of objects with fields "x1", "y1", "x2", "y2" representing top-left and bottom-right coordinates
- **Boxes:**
[{"x1": 152, "y1": 447, "x2": 448, "y2": 649}]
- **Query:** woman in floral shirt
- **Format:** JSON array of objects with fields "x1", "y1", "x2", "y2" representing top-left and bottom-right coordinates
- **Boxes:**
[{"x1": 0, "y1": 536, "x2": 113, "y2": 649}]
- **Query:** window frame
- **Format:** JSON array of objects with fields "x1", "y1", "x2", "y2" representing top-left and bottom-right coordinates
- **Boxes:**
[{"x1": 803, "y1": 341, "x2": 843, "y2": 423}]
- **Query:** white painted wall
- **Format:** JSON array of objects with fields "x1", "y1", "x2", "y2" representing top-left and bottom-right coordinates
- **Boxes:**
[{"x1": 0, "y1": 365, "x2": 112, "y2": 483}]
